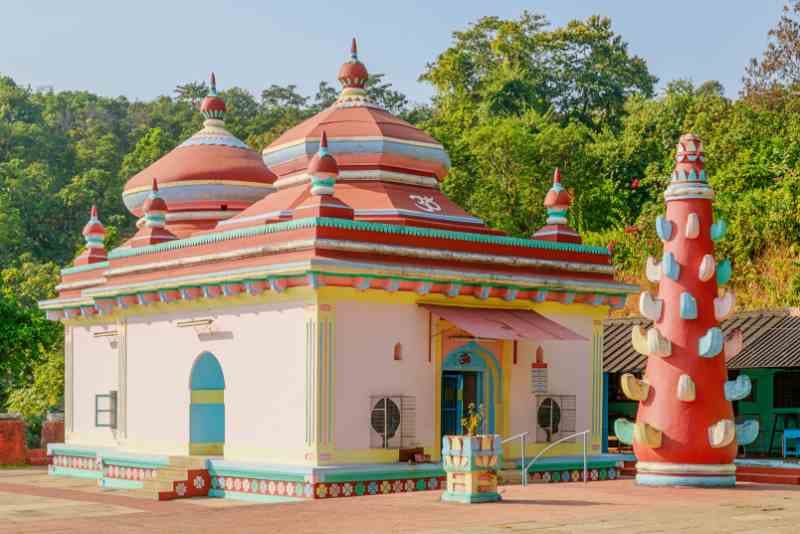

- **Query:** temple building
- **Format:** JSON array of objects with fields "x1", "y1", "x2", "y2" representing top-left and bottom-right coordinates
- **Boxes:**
[{"x1": 40, "y1": 41, "x2": 637, "y2": 501}]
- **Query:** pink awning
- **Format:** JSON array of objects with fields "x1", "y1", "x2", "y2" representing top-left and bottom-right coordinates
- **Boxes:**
[{"x1": 422, "y1": 305, "x2": 586, "y2": 341}]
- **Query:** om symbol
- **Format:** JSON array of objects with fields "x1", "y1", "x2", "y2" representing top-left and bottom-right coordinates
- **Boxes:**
[{"x1": 409, "y1": 194, "x2": 442, "y2": 213}]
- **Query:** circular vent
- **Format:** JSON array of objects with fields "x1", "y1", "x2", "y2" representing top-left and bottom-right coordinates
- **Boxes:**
[
  {"x1": 537, "y1": 397, "x2": 562, "y2": 442},
  {"x1": 371, "y1": 398, "x2": 400, "y2": 447}
]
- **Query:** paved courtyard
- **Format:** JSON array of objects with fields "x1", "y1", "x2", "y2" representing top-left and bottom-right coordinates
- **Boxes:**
[{"x1": 0, "y1": 467, "x2": 798, "y2": 533}]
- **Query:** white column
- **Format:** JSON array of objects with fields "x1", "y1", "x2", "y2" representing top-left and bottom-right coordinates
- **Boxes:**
[
  {"x1": 116, "y1": 319, "x2": 128, "y2": 440},
  {"x1": 64, "y1": 325, "x2": 74, "y2": 438}
]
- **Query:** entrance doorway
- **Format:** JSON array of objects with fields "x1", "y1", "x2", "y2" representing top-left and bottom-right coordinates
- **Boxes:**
[{"x1": 441, "y1": 371, "x2": 483, "y2": 438}]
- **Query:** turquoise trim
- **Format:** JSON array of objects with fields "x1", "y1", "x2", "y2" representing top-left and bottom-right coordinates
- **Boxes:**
[
  {"x1": 101, "y1": 477, "x2": 144, "y2": 490},
  {"x1": 443, "y1": 341, "x2": 502, "y2": 433},
  {"x1": 207, "y1": 467, "x2": 305, "y2": 482},
  {"x1": 441, "y1": 491, "x2": 501, "y2": 503},
  {"x1": 108, "y1": 217, "x2": 611, "y2": 259},
  {"x1": 48, "y1": 445, "x2": 99, "y2": 458},
  {"x1": 49, "y1": 466, "x2": 102, "y2": 479},
  {"x1": 636, "y1": 474, "x2": 735, "y2": 487},
  {"x1": 208, "y1": 489, "x2": 303, "y2": 503},
  {"x1": 101, "y1": 454, "x2": 169, "y2": 468},
  {"x1": 319, "y1": 467, "x2": 445, "y2": 483},
  {"x1": 61, "y1": 261, "x2": 109, "y2": 275}
]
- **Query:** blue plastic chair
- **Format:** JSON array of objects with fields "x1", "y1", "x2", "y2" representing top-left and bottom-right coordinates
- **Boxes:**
[{"x1": 783, "y1": 429, "x2": 800, "y2": 458}]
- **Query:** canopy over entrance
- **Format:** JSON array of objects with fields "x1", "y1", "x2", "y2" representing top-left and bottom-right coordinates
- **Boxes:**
[{"x1": 422, "y1": 304, "x2": 586, "y2": 341}]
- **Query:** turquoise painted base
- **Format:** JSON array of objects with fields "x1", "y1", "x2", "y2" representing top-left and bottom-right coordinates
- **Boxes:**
[
  {"x1": 636, "y1": 474, "x2": 736, "y2": 487},
  {"x1": 49, "y1": 466, "x2": 102, "y2": 480},
  {"x1": 441, "y1": 491, "x2": 501, "y2": 503},
  {"x1": 208, "y1": 489, "x2": 304, "y2": 503},
  {"x1": 100, "y1": 478, "x2": 144, "y2": 490}
]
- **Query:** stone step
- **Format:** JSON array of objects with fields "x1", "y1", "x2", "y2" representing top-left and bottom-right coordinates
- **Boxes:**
[
  {"x1": 142, "y1": 479, "x2": 178, "y2": 492},
  {"x1": 167, "y1": 456, "x2": 207, "y2": 469},
  {"x1": 125, "y1": 488, "x2": 162, "y2": 500}
]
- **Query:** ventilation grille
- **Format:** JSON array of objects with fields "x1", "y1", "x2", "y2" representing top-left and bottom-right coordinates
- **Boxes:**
[
  {"x1": 534, "y1": 394, "x2": 576, "y2": 443},
  {"x1": 369, "y1": 396, "x2": 417, "y2": 449}
]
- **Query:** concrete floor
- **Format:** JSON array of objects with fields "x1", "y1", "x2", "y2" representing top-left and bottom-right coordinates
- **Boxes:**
[{"x1": 1, "y1": 467, "x2": 799, "y2": 533}]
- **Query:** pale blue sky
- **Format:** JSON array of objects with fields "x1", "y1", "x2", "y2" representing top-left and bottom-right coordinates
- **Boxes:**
[{"x1": 0, "y1": 1, "x2": 783, "y2": 103}]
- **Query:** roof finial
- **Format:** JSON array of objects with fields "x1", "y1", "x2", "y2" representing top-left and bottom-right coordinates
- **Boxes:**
[
  {"x1": 143, "y1": 178, "x2": 168, "y2": 229},
  {"x1": 75, "y1": 204, "x2": 107, "y2": 265},
  {"x1": 337, "y1": 37, "x2": 369, "y2": 94},
  {"x1": 309, "y1": 130, "x2": 339, "y2": 196},
  {"x1": 209, "y1": 72, "x2": 217, "y2": 96},
  {"x1": 200, "y1": 73, "x2": 226, "y2": 121},
  {"x1": 532, "y1": 168, "x2": 581, "y2": 243}
]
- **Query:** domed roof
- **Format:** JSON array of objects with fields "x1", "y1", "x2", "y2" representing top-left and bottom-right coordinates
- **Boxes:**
[
  {"x1": 263, "y1": 39, "x2": 450, "y2": 187},
  {"x1": 122, "y1": 73, "x2": 276, "y2": 237}
]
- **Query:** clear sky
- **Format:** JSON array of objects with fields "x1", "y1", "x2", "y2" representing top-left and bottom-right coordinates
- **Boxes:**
[{"x1": 0, "y1": 1, "x2": 784, "y2": 103}]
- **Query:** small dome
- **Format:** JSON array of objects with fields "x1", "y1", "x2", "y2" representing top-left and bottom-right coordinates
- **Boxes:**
[{"x1": 123, "y1": 73, "x2": 276, "y2": 237}]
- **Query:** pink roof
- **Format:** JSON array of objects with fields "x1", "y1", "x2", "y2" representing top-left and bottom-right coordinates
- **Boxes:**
[{"x1": 422, "y1": 305, "x2": 586, "y2": 341}]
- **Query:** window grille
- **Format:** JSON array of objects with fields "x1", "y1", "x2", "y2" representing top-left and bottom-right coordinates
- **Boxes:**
[
  {"x1": 95, "y1": 391, "x2": 117, "y2": 428},
  {"x1": 534, "y1": 394, "x2": 576, "y2": 443},
  {"x1": 369, "y1": 396, "x2": 416, "y2": 448}
]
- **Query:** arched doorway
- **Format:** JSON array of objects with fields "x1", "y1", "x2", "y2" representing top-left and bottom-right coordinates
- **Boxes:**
[
  {"x1": 441, "y1": 342, "x2": 502, "y2": 439},
  {"x1": 189, "y1": 352, "x2": 225, "y2": 456}
]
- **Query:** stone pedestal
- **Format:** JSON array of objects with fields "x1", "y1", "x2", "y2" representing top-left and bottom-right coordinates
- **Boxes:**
[{"x1": 441, "y1": 434, "x2": 501, "y2": 503}]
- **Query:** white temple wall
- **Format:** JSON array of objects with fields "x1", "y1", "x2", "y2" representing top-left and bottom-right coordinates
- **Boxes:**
[
  {"x1": 69, "y1": 324, "x2": 118, "y2": 446},
  {"x1": 509, "y1": 311, "x2": 595, "y2": 447},
  {"x1": 123, "y1": 300, "x2": 308, "y2": 458},
  {"x1": 332, "y1": 299, "x2": 434, "y2": 457}
]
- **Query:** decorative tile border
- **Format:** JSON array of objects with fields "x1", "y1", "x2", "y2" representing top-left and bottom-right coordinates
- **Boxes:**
[
  {"x1": 207, "y1": 474, "x2": 446, "y2": 500},
  {"x1": 528, "y1": 466, "x2": 617, "y2": 483}
]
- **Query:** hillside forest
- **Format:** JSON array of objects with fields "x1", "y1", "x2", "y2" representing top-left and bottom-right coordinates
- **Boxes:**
[{"x1": 2, "y1": 5, "x2": 800, "y2": 424}]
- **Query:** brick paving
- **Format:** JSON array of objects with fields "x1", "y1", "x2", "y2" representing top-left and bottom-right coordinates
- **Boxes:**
[{"x1": 1, "y1": 468, "x2": 799, "y2": 533}]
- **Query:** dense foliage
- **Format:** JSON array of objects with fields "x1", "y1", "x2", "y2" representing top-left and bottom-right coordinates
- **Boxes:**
[{"x1": 1, "y1": 5, "x2": 799, "y2": 416}]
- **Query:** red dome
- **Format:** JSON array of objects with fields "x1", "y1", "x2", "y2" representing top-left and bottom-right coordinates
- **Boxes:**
[{"x1": 200, "y1": 95, "x2": 226, "y2": 114}]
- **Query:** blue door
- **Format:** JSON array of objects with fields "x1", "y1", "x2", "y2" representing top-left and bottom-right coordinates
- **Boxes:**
[
  {"x1": 442, "y1": 373, "x2": 463, "y2": 437},
  {"x1": 189, "y1": 352, "x2": 225, "y2": 456}
]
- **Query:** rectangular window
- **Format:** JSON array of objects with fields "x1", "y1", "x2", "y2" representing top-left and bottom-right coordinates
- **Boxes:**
[
  {"x1": 774, "y1": 371, "x2": 800, "y2": 408},
  {"x1": 95, "y1": 391, "x2": 117, "y2": 428}
]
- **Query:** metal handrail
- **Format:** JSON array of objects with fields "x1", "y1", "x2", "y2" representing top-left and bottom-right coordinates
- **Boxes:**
[
  {"x1": 522, "y1": 430, "x2": 591, "y2": 487},
  {"x1": 500, "y1": 431, "x2": 528, "y2": 485}
]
